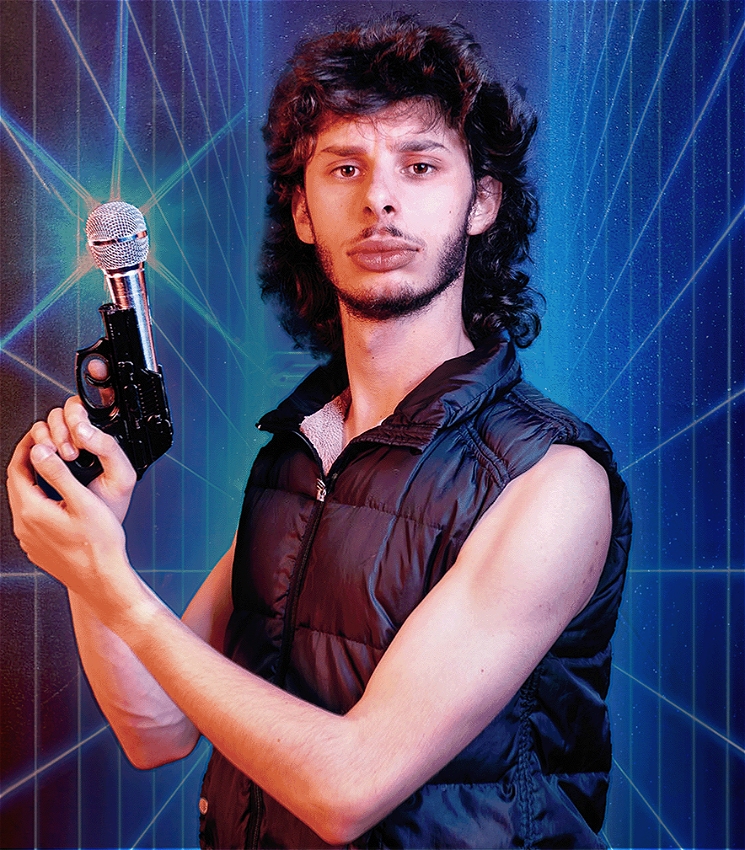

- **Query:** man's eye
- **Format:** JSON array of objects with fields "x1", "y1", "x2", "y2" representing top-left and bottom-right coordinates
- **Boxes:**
[
  {"x1": 409, "y1": 163, "x2": 434, "y2": 175},
  {"x1": 335, "y1": 165, "x2": 359, "y2": 178}
]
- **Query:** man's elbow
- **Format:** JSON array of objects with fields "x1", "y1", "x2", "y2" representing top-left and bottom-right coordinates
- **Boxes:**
[
  {"x1": 312, "y1": 808, "x2": 370, "y2": 847},
  {"x1": 118, "y1": 724, "x2": 200, "y2": 771},
  {"x1": 308, "y1": 781, "x2": 390, "y2": 846}
]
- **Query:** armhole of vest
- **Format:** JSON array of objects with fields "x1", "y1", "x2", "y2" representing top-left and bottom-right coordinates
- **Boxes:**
[
  {"x1": 459, "y1": 385, "x2": 582, "y2": 492},
  {"x1": 507, "y1": 384, "x2": 581, "y2": 443}
]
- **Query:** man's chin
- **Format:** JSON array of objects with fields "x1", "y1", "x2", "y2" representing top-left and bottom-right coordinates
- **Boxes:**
[{"x1": 336, "y1": 278, "x2": 456, "y2": 322}]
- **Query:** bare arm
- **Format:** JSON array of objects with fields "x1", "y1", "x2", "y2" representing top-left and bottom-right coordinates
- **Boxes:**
[
  {"x1": 8, "y1": 426, "x2": 610, "y2": 844},
  {"x1": 67, "y1": 542, "x2": 234, "y2": 768},
  {"x1": 12, "y1": 399, "x2": 235, "y2": 769}
]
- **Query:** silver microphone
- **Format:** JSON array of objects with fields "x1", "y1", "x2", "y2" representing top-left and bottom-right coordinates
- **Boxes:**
[
  {"x1": 64, "y1": 200, "x2": 174, "y2": 483},
  {"x1": 85, "y1": 201, "x2": 157, "y2": 373}
]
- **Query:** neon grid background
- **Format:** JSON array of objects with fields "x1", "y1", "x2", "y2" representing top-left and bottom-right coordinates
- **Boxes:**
[{"x1": 0, "y1": 1, "x2": 742, "y2": 848}]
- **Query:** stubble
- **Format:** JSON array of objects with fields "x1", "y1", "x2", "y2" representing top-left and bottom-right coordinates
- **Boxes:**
[{"x1": 315, "y1": 224, "x2": 470, "y2": 323}]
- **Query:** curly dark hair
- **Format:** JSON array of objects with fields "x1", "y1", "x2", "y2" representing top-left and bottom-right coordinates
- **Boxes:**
[{"x1": 259, "y1": 15, "x2": 541, "y2": 357}]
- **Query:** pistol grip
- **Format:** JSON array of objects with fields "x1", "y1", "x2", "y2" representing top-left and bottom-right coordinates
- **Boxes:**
[
  {"x1": 36, "y1": 450, "x2": 104, "y2": 501},
  {"x1": 65, "y1": 449, "x2": 104, "y2": 485}
]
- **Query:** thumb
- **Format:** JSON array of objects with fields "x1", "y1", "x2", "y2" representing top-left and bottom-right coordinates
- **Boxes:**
[
  {"x1": 73, "y1": 421, "x2": 136, "y2": 488},
  {"x1": 72, "y1": 422, "x2": 136, "y2": 522},
  {"x1": 30, "y1": 442, "x2": 91, "y2": 507}
]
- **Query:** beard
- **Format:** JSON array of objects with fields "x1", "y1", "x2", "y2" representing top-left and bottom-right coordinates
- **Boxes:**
[{"x1": 314, "y1": 224, "x2": 470, "y2": 322}]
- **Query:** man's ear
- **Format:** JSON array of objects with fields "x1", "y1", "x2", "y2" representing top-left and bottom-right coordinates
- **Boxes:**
[
  {"x1": 292, "y1": 188, "x2": 315, "y2": 245},
  {"x1": 467, "y1": 177, "x2": 502, "y2": 236}
]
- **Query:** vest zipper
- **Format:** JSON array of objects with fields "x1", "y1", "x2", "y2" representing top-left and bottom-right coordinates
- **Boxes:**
[
  {"x1": 247, "y1": 780, "x2": 264, "y2": 849},
  {"x1": 247, "y1": 432, "x2": 334, "y2": 845},
  {"x1": 316, "y1": 477, "x2": 327, "y2": 502},
  {"x1": 275, "y1": 471, "x2": 334, "y2": 688}
]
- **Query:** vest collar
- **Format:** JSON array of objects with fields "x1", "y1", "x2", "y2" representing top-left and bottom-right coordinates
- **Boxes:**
[{"x1": 257, "y1": 334, "x2": 522, "y2": 450}]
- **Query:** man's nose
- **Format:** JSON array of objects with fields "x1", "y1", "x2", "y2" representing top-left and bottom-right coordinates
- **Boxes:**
[{"x1": 363, "y1": 167, "x2": 397, "y2": 217}]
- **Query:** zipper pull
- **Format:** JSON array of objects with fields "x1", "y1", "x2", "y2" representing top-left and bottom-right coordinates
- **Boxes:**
[{"x1": 316, "y1": 478, "x2": 327, "y2": 502}]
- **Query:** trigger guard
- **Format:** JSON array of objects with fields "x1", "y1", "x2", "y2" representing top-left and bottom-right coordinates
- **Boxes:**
[
  {"x1": 81, "y1": 354, "x2": 112, "y2": 388},
  {"x1": 75, "y1": 341, "x2": 116, "y2": 414}
]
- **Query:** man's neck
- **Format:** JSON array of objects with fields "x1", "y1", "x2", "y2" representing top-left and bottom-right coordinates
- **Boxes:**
[{"x1": 340, "y1": 286, "x2": 474, "y2": 444}]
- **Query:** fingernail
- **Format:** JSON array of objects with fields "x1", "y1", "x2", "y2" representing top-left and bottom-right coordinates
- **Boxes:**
[
  {"x1": 60, "y1": 442, "x2": 77, "y2": 461},
  {"x1": 76, "y1": 421, "x2": 94, "y2": 440},
  {"x1": 31, "y1": 443, "x2": 53, "y2": 462}
]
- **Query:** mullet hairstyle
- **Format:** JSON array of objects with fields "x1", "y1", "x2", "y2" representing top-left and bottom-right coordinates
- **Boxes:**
[{"x1": 259, "y1": 15, "x2": 542, "y2": 357}]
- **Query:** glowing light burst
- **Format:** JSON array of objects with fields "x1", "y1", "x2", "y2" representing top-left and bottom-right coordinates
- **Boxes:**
[
  {"x1": 0, "y1": 110, "x2": 96, "y2": 214},
  {"x1": 0, "y1": 3, "x2": 266, "y2": 847}
]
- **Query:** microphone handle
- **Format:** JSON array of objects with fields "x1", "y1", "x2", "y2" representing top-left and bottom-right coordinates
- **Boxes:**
[{"x1": 103, "y1": 264, "x2": 158, "y2": 372}]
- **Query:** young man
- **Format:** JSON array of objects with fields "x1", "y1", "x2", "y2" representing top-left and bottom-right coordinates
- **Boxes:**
[{"x1": 7, "y1": 17, "x2": 631, "y2": 849}]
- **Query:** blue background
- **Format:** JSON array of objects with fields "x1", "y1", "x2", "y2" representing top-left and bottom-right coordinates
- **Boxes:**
[{"x1": 0, "y1": 2, "x2": 742, "y2": 848}]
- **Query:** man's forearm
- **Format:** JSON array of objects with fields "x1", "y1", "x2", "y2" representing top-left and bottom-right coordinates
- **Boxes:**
[
  {"x1": 68, "y1": 589, "x2": 200, "y2": 769},
  {"x1": 110, "y1": 584, "x2": 384, "y2": 844},
  {"x1": 106, "y1": 445, "x2": 612, "y2": 845}
]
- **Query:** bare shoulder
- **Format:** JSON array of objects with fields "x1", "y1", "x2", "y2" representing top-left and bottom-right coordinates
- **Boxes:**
[
  {"x1": 458, "y1": 443, "x2": 612, "y2": 621},
  {"x1": 345, "y1": 446, "x2": 615, "y2": 818},
  {"x1": 480, "y1": 443, "x2": 610, "y2": 528},
  {"x1": 516, "y1": 443, "x2": 610, "y2": 500}
]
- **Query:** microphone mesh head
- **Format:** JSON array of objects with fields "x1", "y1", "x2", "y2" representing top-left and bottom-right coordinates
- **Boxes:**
[{"x1": 86, "y1": 201, "x2": 149, "y2": 270}]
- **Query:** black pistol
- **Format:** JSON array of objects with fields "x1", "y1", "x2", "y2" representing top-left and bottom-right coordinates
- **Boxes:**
[{"x1": 67, "y1": 201, "x2": 173, "y2": 485}]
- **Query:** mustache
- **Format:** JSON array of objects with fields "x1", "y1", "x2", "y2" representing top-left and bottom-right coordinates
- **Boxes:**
[{"x1": 352, "y1": 225, "x2": 425, "y2": 247}]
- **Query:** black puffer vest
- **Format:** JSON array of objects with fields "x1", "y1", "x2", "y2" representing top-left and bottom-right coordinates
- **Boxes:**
[{"x1": 199, "y1": 336, "x2": 631, "y2": 849}]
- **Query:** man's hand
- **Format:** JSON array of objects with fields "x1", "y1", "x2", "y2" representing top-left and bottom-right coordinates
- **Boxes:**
[
  {"x1": 6, "y1": 402, "x2": 136, "y2": 607},
  {"x1": 26, "y1": 396, "x2": 137, "y2": 522},
  {"x1": 7, "y1": 419, "x2": 613, "y2": 845}
]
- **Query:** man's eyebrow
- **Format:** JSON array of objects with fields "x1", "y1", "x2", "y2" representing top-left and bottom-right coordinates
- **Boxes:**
[
  {"x1": 317, "y1": 145, "x2": 366, "y2": 157},
  {"x1": 394, "y1": 138, "x2": 448, "y2": 153},
  {"x1": 316, "y1": 138, "x2": 450, "y2": 157}
]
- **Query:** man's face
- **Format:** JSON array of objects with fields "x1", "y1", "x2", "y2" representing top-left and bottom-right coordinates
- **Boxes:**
[{"x1": 292, "y1": 101, "x2": 500, "y2": 322}]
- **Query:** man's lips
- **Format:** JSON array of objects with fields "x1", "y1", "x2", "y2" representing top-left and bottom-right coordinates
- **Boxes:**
[{"x1": 347, "y1": 238, "x2": 420, "y2": 272}]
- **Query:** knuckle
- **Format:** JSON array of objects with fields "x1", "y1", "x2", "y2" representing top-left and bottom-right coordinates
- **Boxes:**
[
  {"x1": 12, "y1": 507, "x2": 31, "y2": 537},
  {"x1": 113, "y1": 466, "x2": 137, "y2": 493},
  {"x1": 99, "y1": 430, "x2": 122, "y2": 455},
  {"x1": 30, "y1": 421, "x2": 50, "y2": 441}
]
